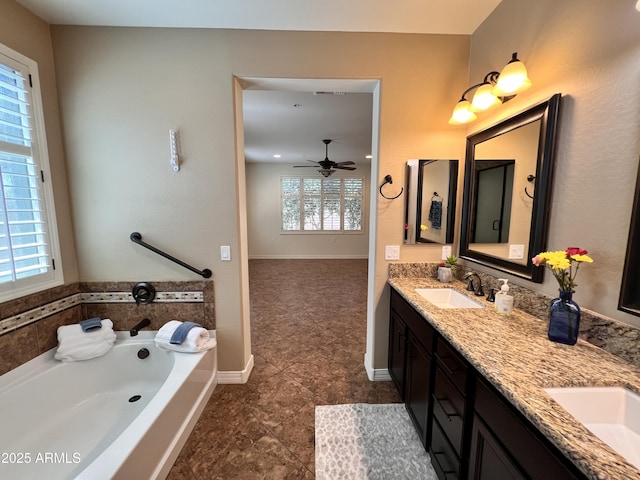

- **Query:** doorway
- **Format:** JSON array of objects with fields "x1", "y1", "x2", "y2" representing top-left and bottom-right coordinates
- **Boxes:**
[{"x1": 234, "y1": 77, "x2": 381, "y2": 376}]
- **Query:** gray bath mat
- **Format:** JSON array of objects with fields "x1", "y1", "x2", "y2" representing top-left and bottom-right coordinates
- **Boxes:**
[{"x1": 315, "y1": 403, "x2": 437, "y2": 480}]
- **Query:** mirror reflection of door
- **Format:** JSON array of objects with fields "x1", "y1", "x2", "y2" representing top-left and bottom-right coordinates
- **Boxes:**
[{"x1": 473, "y1": 160, "x2": 514, "y2": 243}]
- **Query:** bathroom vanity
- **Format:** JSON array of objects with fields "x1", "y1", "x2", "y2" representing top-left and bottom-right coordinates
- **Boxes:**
[{"x1": 388, "y1": 277, "x2": 640, "y2": 480}]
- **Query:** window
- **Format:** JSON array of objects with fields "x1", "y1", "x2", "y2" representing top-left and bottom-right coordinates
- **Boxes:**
[
  {"x1": 281, "y1": 176, "x2": 364, "y2": 232},
  {"x1": 0, "y1": 44, "x2": 62, "y2": 301}
]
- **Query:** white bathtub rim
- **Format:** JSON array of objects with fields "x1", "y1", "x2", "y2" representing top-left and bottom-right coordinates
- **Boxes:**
[
  {"x1": 75, "y1": 330, "x2": 217, "y2": 480},
  {"x1": 0, "y1": 330, "x2": 217, "y2": 480}
]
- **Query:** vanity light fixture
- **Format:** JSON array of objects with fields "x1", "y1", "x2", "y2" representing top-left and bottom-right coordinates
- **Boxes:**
[{"x1": 448, "y1": 52, "x2": 532, "y2": 125}]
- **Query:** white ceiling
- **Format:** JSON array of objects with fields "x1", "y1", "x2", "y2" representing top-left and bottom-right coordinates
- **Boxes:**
[
  {"x1": 16, "y1": 0, "x2": 501, "y2": 167},
  {"x1": 16, "y1": 0, "x2": 501, "y2": 34}
]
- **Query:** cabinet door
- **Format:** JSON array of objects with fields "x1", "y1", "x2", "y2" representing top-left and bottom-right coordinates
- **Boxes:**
[
  {"x1": 388, "y1": 311, "x2": 407, "y2": 399},
  {"x1": 474, "y1": 379, "x2": 582, "y2": 480},
  {"x1": 405, "y1": 332, "x2": 432, "y2": 447},
  {"x1": 468, "y1": 414, "x2": 526, "y2": 480}
]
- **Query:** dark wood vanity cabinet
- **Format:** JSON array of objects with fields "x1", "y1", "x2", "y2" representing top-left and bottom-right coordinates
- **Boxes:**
[
  {"x1": 389, "y1": 287, "x2": 435, "y2": 447},
  {"x1": 388, "y1": 310, "x2": 407, "y2": 399},
  {"x1": 388, "y1": 287, "x2": 587, "y2": 480},
  {"x1": 430, "y1": 338, "x2": 473, "y2": 479},
  {"x1": 469, "y1": 378, "x2": 582, "y2": 480}
]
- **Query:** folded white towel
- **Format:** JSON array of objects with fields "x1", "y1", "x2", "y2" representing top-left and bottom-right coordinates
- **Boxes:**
[
  {"x1": 55, "y1": 319, "x2": 116, "y2": 362},
  {"x1": 155, "y1": 320, "x2": 216, "y2": 353}
]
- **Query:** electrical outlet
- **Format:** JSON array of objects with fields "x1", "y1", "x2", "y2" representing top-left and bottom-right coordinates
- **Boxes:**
[
  {"x1": 385, "y1": 245, "x2": 400, "y2": 260},
  {"x1": 442, "y1": 245, "x2": 452, "y2": 260},
  {"x1": 509, "y1": 244, "x2": 525, "y2": 259}
]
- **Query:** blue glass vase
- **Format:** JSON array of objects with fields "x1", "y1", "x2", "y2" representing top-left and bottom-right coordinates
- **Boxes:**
[{"x1": 548, "y1": 290, "x2": 581, "y2": 345}]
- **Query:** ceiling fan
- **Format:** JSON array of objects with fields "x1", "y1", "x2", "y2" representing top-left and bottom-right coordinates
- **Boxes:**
[{"x1": 293, "y1": 139, "x2": 356, "y2": 177}]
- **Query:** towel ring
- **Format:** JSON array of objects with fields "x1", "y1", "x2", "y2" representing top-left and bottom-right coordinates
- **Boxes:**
[
  {"x1": 379, "y1": 174, "x2": 403, "y2": 200},
  {"x1": 525, "y1": 175, "x2": 536, "y2": 199}
]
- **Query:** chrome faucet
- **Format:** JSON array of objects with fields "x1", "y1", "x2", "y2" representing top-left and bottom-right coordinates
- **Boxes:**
[
  {"x1": 130, "y1": 318, "x2": 151, "y2": 336},
  {"x1": 464, "y1": 272, "x2": 484, "y2": 297}
]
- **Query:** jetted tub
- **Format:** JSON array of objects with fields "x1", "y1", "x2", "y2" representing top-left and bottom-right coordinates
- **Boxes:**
[{"x1": 0, "y1": 330, "x2": 217, "y2": 480}]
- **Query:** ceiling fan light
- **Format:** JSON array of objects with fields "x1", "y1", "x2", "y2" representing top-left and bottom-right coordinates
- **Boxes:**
[
  {"x1": 448, "y1": 99, "x2": 477, "y2": 125},
  {"x1": 491, "y1": 53, "x2": 532, "y2": 97}
]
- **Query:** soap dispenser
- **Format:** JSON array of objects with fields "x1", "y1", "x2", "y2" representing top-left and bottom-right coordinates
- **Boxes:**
[{"x1": 495, "y1": 279, "x2": 514, "y2": 315}]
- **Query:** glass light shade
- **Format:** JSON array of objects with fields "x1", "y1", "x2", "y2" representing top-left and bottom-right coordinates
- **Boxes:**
[
  {"x1": 448, "y1": 100, "x2": 477, "y2": 125},
  {"x1": 492, "y1": 60, "x2": 532, "y2": 97},
  {"x1": 469, "y1": 84, "x2": 502, "y2": 112}
]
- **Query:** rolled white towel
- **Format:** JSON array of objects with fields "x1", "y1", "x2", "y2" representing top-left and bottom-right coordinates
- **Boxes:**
[
  {"x1": 154, "y1": 320, "x2": 182, "y2": 344},
  {"x1": 155, "y1": 320, "x2": 216, "y2": 353},
  {"x1": 55, "y1": 319, "x2": 116, "y2": 362}
]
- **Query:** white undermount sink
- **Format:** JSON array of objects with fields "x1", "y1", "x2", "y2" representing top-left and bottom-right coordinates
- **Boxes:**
[
  {"x1": 544, "y1": 386, "x2": 640, "y2": 469},
  {"x1": 415, "y1": 288, "x2": 484, "y2": 309}
]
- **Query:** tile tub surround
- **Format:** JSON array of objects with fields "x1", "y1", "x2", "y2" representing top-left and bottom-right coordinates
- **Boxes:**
[
  {"x1": 0, "y1": 280, "x2": 214, "y2": 375},
  {"x1": 388, "y1": 276, "x2": 640, "y2": 480},
  {"x1": 389, "y1": 263, "x2": 640, "y2": 368}
]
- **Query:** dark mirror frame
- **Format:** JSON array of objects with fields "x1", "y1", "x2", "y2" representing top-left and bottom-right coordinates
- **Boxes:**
[
  {"x1": 618, "y1": 160, "x2": 640, "y2": 317},
  {"x1": 403, "y1": 159, "x2": 459, "y2": 245},
  {"x1": 460, "y1": 93, "x2": 562, "y2": 283},
  {"x1": 415, "y1": 160, "x2": 458, "y2": 244}
]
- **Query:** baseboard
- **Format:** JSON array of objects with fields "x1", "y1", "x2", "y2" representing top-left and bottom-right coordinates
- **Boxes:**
[
  {"x1": 364, "y1": 351, "x2": 392, "y2": 381},
  {"x1": 248, "y1": 254, "x2": 368, "y2": 259},
  {"x1": 217, "y1": 354, "x2": 254, "y2": 384}
]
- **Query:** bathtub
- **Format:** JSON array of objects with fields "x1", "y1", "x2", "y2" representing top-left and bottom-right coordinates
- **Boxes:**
[{"x1": 0, "y1": 330, "x2": 217, "y2": 480}]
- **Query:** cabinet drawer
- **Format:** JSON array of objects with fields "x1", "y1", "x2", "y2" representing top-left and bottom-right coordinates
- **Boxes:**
[
  {"x1": 430, "y1": 418, "x2": 460, "y2": 480},
  {"x1": 391, "y1": 288, "x2": 435, "y2": 352},
  {"x1": 435, "y1": 337, "x2": 468, "y2": 393},
  {"x1": 433, "y1": 366, "x2": 465, "y2": 456}
]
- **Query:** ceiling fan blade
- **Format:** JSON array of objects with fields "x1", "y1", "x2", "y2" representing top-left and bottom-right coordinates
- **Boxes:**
[
  {"x1": 293, "y1": 165, "x2": 319, "y2": 168},
  {"x1": 335, "y1": 161, "x2": 355, "y2": 166},
  {"x1": 334, "y1": 166, "x2": 357, "y2": 170}
]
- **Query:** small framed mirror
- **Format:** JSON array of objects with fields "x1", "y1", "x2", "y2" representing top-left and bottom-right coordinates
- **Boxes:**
[
  {"x1": 460, "y1": 93, "x2": 561, "y2": 282},
  {"x1": 404, "y1": 159, "x2": 458, "y2": 244}
]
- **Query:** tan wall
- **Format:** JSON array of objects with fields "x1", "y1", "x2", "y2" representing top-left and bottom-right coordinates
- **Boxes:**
[
  {"x1": 49, "y1": 27, "x2": 470, "y2": 371},
  {"x1": 469, "y1": 0, "x2": 640, "y2": 328},
  {"x1": 0, "y1": 0, "x2": 78, "y2": 284}
]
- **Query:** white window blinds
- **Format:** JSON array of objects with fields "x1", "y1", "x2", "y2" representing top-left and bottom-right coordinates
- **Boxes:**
[
  {"x1": 281, "y1": 176, "x2": 364, "y2": 232},
  {"x1": 0, "y1": 45, "x2": 60, "y2": 298}
]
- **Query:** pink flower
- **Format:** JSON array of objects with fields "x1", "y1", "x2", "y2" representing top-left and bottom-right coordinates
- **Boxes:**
[
  {"x1": 532, "y1": 255, "x2": 544, "y2": 266},
  {"x1": 566, "y1": 247, "x2": 588, "y2": 257}
]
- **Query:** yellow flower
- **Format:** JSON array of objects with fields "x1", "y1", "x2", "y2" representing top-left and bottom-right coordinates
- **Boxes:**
[
  {"x1": 571, "y1": 254, "x2": 593, "y2": 263},
  {"x1": 533, "y1": 247, "x2": 593, "y2": 292}
]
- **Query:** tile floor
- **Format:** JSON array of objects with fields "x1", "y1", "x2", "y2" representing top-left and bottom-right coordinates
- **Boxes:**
[{"x1": 168, "y1": 259, "x2": 401, "y2": 479}]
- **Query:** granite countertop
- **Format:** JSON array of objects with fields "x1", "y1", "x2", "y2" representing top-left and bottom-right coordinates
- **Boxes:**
[{"x1": 388, "y1": 276, "x2": 640, "y2": 480}]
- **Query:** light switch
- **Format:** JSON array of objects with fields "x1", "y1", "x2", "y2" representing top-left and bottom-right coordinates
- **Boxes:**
[
  {"x1": 220, "y1": 245, "x2": 231, "y2": 261},
  {"x1": 385, "y1": 245, "x2": 400, "y2": 260}
]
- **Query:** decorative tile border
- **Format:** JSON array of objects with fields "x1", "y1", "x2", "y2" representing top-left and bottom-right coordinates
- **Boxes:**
[
  {"x1": 0, "y1": 290, "x2": 204, "y2": 337},
  {"x1": 80, "y1": 292, "x2": 204, "y2": 303}
]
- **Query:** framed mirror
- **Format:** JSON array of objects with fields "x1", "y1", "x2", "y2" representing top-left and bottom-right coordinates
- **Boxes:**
[
  {"x1": 618, "y1": 160, "x2": 640, "y2": 317},
  {"x1": 404, "y1": 159, "x2": 458, "y2": 244},
  {"x1": 460, "y1": 93, "x2": 561, "y2": 282}
]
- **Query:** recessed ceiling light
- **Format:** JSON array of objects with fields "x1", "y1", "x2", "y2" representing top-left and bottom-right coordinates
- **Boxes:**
[{"x1": 273, "y1": 154, "x2": 281, "y2": 158}]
